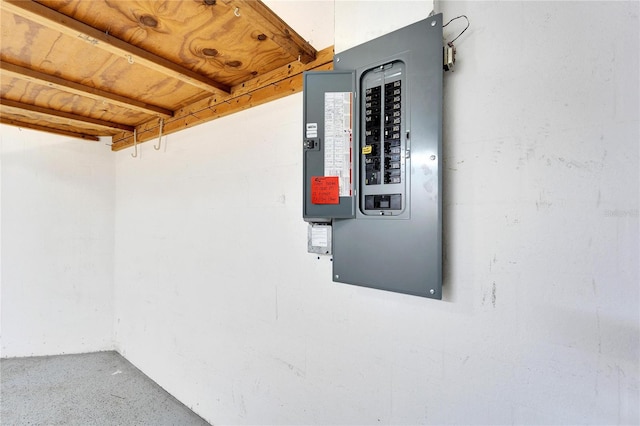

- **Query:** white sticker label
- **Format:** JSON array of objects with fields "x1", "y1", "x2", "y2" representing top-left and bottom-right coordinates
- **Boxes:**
[
  {"x1": 311, "y1": 226, "x2": 328, "y2": 247},
  {"x1": 306, "y1": 122, "x2": 318, "y2": 138},
  {"x1": 324, "y1": 92, "x2": 352, "y2": 197}
]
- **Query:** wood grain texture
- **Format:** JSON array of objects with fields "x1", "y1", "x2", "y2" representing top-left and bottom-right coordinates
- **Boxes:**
[
  {"x1": 1, "y1": 98, "x2": 135, "y2": 131},
  {"x1": 0, "y1": 102, "x2": 122, "y2": 136},
  {"x1": 0, "y1": 0, "x2": 322, "y2": 143},
  {"x1": 0, "y1": 9, "x2": 205, "y2": 109},
  {"x1": 2, "y1": 0, "x2": 231, "y2": 93},
  {"x1": 220, "y1": 0, "x2": 317, "y2": 63},
  {"x1": 0, "y1": 77, "x2": 152, "y2": 126},
  {"x1": 111, "y1": 46, "x2": 334, "y2": 151},
  {"x1": 0, "y1": 61, "x2": 173, "y2": 117},
  {"x1": 0, "y1": 117, "x2": 100, "y2": 140},
  {"x1": 36, "y1": 0, "x2": 315, "y2": 86}
]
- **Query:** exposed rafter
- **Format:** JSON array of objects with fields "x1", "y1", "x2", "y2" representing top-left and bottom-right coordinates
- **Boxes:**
[
  {"x1": 0, "y1": 0, "x2": 327, "y2": 146},
  {"x1": 111, "y1": 46, "x2": 334, "y2": 151},
  {"x1": 0, "y1": 0, "x2": 231, "y2": 94},
  {"x1": 0, "y1": 117, "x2": 100, "y2": 141},
  {"x1": 0, "y1": 62, "x2": 173, "y2": 118},
  {"x1": 1, "y1": 98, "x2": 135, "y2": 132}
]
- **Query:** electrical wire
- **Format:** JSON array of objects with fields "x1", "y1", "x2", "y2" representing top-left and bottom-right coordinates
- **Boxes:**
[{"x1": 443, "y1": 15, "x2": 470, "y2": 45}]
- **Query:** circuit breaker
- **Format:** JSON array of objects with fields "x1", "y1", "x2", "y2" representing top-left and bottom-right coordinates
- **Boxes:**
[
  {"x1": 359, "y1": 61, "x2": 409, "y2": 219},
  {"x1": 303, "y1": 16, "x2": 443, "y2": 299}
]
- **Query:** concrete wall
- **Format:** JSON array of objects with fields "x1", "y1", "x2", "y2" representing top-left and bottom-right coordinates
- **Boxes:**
[
  {"x1": 1, "y1": 127, "x2": 115, "y2": 357},
  {"x1": 113, "y1": 1, "x2": 639, "y2": 424}
]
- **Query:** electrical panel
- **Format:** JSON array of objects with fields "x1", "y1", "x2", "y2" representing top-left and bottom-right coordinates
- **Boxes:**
[{"x1": 303, "y1": 16, "x2": 443, "y2": 299}]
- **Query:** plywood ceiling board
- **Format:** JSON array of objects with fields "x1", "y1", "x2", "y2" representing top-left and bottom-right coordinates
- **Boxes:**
[
  {"x1": 0, "y1": 117, "x2": 100, "y2": 140},
  {"x1": 1, "y1": 8, "x2": 211, "y2": 110},
  {"x1": 111, "y1": 45, "x2": 334, "y2": 151},
  {"x1": 0, "y1": 102, "x2": 122, "y2": 136},
  {"x1": 1, "y1": 0, "x2": 231, "y2": 94},
  {"x1": 35, "y1": 0, "x2": 307, "y2": 87},
  {"x1": 1, "y1": 76, "x2": 153, "y2": 126},
  {"x1": 0, "y1": 61, "x2": 173, "y2": 117},
  {"x1": 0, "y1": 0, "x2": 325, "y2": 144}
]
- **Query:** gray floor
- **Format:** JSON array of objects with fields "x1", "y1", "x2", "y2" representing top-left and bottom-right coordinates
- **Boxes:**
[{"x1": 1, "y1": 351, "x2": 211, "y2": 426}]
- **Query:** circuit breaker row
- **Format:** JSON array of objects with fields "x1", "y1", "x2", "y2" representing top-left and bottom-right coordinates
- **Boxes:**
[
  {"x1": 383, "y1": 80, "x2": 402, "y2": 184},
  {"x1": 363, "y1": 81, "x2": 402, "y2": 186},
  {"x1": 364, "y1": 85, "x2": 382, "y2": 185}
]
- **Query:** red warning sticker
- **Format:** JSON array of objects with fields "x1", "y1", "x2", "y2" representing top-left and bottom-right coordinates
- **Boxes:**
[{"x1": 311, "y1": 176, "x2": 339, "y2": 204}]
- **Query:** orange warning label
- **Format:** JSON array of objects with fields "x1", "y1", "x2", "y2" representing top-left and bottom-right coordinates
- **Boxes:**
[{"x1": 311, "y1": 176, "x2": 339, "y2": 204}]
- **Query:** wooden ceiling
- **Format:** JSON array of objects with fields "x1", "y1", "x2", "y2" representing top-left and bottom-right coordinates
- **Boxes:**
[{"x1": 0, "y1": 0, "x2": 333, "y2": 150}]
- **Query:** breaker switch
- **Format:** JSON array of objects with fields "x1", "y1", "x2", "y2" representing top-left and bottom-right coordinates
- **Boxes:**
[{"x1": 364, "y1": 194, "x2": 402, "y2": 210}]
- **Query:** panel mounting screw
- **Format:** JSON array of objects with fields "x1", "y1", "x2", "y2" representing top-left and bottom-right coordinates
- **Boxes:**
[
  {"x1": 431, "y1": 20, "x2": 436, "y2": 27},
  {"x1": 430, "y1": 289, "x2": 435, "y2": 295},
  {"x1": 336, "y1": 57, "x2": 340, "y2": 62},
  {"x1": 430, "y1": 155, "x2": 436, "y2": 161},
  {"x1": 335, "y1": 274, "x2": 340, "y2": 279}
]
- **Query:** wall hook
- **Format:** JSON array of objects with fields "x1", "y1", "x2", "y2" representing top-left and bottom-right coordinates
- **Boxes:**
[
  {"x1": 234, "y1": 7, "x2": 240, "y2": 17},
  {"x1": 154, "y1": 118, "x2": 164, "y2": 151},
  {"x1": 131, "y1": 128, "x2": 138, "y2": 158}
]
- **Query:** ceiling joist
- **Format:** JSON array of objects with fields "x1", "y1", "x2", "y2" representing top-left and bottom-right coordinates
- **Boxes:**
[
  {"x1": 1, "y1": 98, "x2": 135, "y2": 132},
  {"x1": 0, "y1": 62, "x2": 173, "y2": 118},
  {"x1": 111, "y1": 46, "x2": 334, "y2": 151},
  {"x1": 0, "y1": 117, "x2": 100, "y2": 141},
  {"x1": 0, "y1": 0, "x2": 231, "y2": 94},
  {"x1": 0, "y1": 0, "x2": 327, "y2": 146}
]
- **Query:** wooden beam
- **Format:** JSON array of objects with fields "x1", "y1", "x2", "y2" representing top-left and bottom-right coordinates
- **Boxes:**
[
  {"x1": 0, "y1": 61, "x2": 173, "y2": 118},
  {"x1": 222, "y1": 0, "x2": 317, "y2": 63},
  {"x1": 0, "y1": 0, "x2": 230, "y2": 94},
  {"x1": 111, "y1": 46, "x2": 334, "y2": 151},
  {"x1": 0, "y1": 117, "x2": 100, "y2": 140},
  {"x1": 1, "y1": 98, "x2": 135, "y2": 132}
]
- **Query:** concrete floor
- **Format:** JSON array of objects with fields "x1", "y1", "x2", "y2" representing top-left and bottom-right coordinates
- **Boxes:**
[{"x1": 1, "y1": 351, "x2": 211, "y2": 426}]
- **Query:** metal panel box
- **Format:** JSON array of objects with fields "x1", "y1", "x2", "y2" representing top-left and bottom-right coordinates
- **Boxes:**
[{"x1": 303, "y1": 16, "x2": 443, "y2": 299}]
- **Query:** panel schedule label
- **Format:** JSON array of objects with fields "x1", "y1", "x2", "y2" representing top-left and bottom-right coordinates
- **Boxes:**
[{"x1": 323, "y1": 92, "x2": 352, "y2": 197}]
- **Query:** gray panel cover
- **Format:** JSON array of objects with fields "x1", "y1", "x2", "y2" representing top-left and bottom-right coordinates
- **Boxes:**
[
  {"x1": 302, "y1": 71, "x2": 355, "y2": 221},
  {"x1": 332, "y1": 16, "x2": 443, "y2": 299}
]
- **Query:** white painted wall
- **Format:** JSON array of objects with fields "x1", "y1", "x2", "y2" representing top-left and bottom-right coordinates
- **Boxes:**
[
  {"x1": 335, "y1": 0, "x2": 435, "y2": 52},
  {"x1": 0, "y1": 127, "x2": 115, "y2": 357},
  {"x1": 113, "y1": 1, "x2": 639, "y2": 424},
  {"x1": 2, "y1": 0, "x2": 635, "y2": 424}
]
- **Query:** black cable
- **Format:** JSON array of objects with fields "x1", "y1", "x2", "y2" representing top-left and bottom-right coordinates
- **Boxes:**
[{"x1": 443, "y1": 15, "x2": 470, "y2": 45}]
